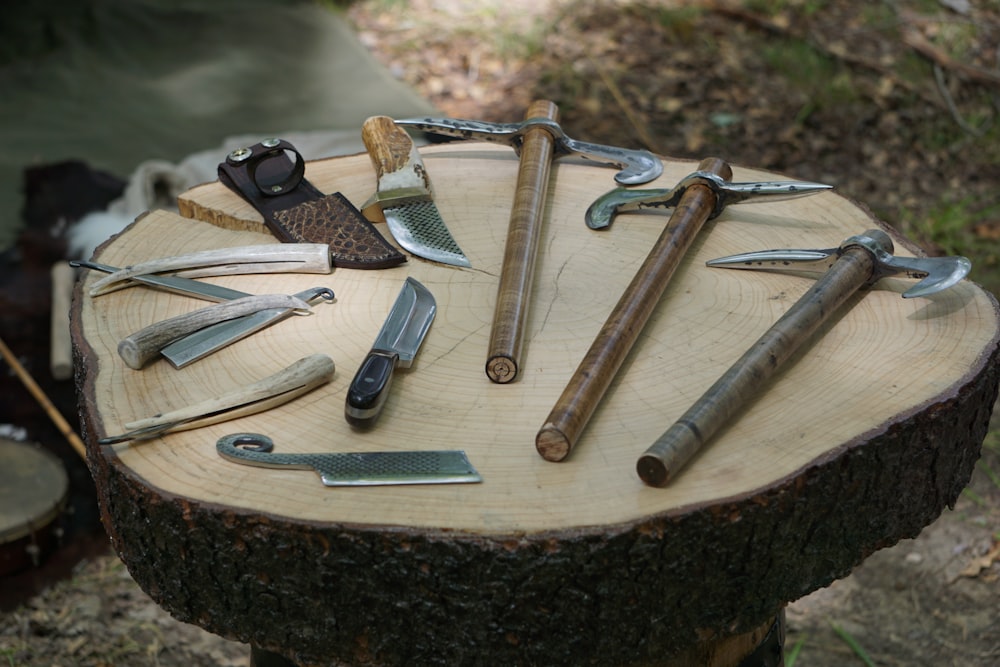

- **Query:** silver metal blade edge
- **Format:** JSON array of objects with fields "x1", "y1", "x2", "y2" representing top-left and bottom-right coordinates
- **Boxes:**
[
  {"x1": 161, "y1": 307, "x2": 293, "y2": 368},
  {"x1": 384, "y1": 201, "x2": 471, "y2": 268},
  {"x1": 372, "y1": 277, "x2": 436, "y2": 365}
]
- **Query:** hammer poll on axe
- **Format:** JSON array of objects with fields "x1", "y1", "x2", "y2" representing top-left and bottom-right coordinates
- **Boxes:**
[
  {"x1": 396, "y1": 102, "x2": 663, "y2": 383},
  {"x1": 637, "y1": 229, "x2": 972, "y2": 486},
  {"x1": 535, "y1": 158, "x2": 832, "y2": 462}
]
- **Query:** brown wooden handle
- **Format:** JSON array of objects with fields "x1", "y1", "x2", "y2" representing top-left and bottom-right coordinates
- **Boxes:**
[
  {"x1": 117, "y1": 294, "x2": 312, "y2": 370},
  {"x1": 361, "y1": 115, "x2": 430, "y2": 195},
  {"x1": 50, "y1": 261, "x2": 75, "y2": 380},
  {"x1": 485, "y1": 100, "x2": 560, "y2": 383},
  {"x1": 637, "y1": 245, "x2": 877, "y2": 486},
  {"x1": 535, "y1": 157, "x2": 733, "y2": 461}
]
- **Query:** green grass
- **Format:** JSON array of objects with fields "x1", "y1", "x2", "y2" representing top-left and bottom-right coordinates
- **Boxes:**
[
  {"x1": 760, "y1": 38, "x2": 859, "y2": 122},
  {"x1": 784, "y1": 634, "x2": 807, "y2": 666},
  {"x1": 831, "y1": 622, "x2": 876, "y2": 666},
  {"x1": 978, "y1": 461, "x2": 1000, "y2": 491},
  {"x1": 899, "y1": 195, "x2": 1000, "y2": 295}
]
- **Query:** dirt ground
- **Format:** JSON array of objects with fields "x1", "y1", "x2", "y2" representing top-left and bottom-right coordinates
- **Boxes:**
[{"x1": 2, "y1": 1, "x2": 998, "y2": 665}]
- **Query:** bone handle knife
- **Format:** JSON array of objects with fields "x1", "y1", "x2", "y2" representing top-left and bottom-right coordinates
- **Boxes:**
[
  {"x1": 361, "y1": 115, "x2": 431, "y2": 209},
  {"x1": 88, "y1": 243, "x2": 332, "y2": 296},
  {"x1": 117, "y1": 294, "x2": 312, "y2": 370},
  {"x1": 99, "y1": 353, "x2": 336, "y2": 444}
]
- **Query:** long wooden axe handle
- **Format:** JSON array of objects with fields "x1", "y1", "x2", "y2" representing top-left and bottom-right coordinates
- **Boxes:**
[
  {"x1": 486, "y1": 100, "x2": 560, "y2": 383},
  {"x1": 637, "y1": 242, "x2": 877, "y2": 486},
  {"x1": 536, "y1": 157, "x2": 732, "y2": 461}
]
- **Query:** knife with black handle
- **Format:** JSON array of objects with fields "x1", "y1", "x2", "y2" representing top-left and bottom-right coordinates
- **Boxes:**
[{"x1": 345, "y1": 277, "x2": 436, "y2": 426}]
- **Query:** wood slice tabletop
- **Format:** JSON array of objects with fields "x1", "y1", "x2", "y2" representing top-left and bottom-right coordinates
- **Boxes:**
[{"x1": 73, "y1": 142, "x2": 1000, "y2": 666}]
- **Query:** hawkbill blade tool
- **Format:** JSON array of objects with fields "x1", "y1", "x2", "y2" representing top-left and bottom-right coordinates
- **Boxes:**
[
  {"x1": 360, "y1": 116, "x2": 470, "y2": 267},
  {"x1": 636, "y1": 229, "x2": 972, "y2": 487},
  {"x1": 99, "y1": 353, "x2": 336, "y2": 444},
  {"x1": 216, "y1": 432, "x2": 482, "y2": 487},
  {"x1": 535, "y1": 158, "x2": 832, "y2": 462},
  {"x1": 345, "y1": 277, "x2": 436, "y2": 427},
  {"x1": 397, "y1": 100, "x2": 664, "y2": 384}
]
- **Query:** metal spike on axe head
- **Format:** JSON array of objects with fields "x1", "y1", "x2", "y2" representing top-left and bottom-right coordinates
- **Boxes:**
[
  {"x1": 636, "y1": 228, "x2": 972, "y2": 487},
  {"x1": 535, "y1": 158, "x2": 831, "y2": 463},
  {"x1": 394, "y1": 114, "x2": 663, "y2": 185},
  {"x1": 585, "y1": 170, "x2": 833, "y2": 230}
]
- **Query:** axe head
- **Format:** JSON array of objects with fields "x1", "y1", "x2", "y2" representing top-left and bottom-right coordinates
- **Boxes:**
[{"x1": 706, "y1": 229, "x2": 972, "y2": 299}]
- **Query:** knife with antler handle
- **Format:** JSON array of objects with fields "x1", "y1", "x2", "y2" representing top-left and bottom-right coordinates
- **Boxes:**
[
  {"x1": 74, "y1": 260, "x2": 336, "y2": 368},
  {"x1": 87, "y1": 244, "x2": 332, "y2": 296},
  {"x1": 117, "y1": 293, "x2": 315, "y2": 370},
  {"x1": 360, "y1": 116, "x2": 470, "y2": 267}
]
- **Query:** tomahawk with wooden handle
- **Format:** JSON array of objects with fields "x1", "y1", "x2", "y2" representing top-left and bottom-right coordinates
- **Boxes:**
[
  {"x1": 636, "y1": 229, "x2": 972, "y2": 486},
  {"x1": 536, "y1": 159, "x2": 833, "y2": 462},
  {"x1": 396, "y1": 100, "x2": 665, "y2": 383},
  {"x1": 485, "y1": 100, "x2": 561, "y2": 383}
]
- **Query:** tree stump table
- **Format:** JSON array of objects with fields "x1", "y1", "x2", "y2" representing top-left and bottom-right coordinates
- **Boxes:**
[{"x1": 72, "y1": 143, "x2": 1000, "y2": 666}]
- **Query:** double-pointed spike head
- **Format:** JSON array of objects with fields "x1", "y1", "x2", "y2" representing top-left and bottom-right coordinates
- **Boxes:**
[
  {"x1": 708, "y1": 228, "x2": 972, "y2": 299},
  {"x1": 584, "y1": 168, "x2": 832, "y2": 230}
]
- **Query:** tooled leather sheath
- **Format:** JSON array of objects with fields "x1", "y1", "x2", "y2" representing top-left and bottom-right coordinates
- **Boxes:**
[{"x1": 218, "y1": 138, "x2": 406, "y2": 269}]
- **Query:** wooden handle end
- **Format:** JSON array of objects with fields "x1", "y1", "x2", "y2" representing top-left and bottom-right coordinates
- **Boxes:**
[
  {"x1": 637, "y1": 421, "x2": 703, "y2": 487},
  {"x1": 696, "y1": 157, "x2": 733, "y2": 182},
  {"x1": 526, "y1": 99, "x2": 559, "y2": 121},
  {"x1": 535, "y1": 423, "x2": 572, "y2": 462},
  {"x1": 486, "y1": 354, "x2": 518, "y2": 384},
  {"x1": 636, "y1": 453, "x2": 670, "y2": 487}
]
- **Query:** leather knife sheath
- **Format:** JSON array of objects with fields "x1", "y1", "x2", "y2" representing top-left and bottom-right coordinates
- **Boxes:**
[{"x1": 217, "y1": 138, "x2": 406, "y2": 269}]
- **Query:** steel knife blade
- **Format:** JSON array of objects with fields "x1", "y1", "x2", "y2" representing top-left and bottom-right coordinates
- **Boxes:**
[
  {"x1": 345, "y1": 277, "x2": 436, "y2": 426},
  {"x1": 71, "y1": 260, "x2": 251, "y2": 302},
  {"x1": 360, "y1": 116, "x2": 471, "y2": 268},
  {"x1": 160, "y1": 286, "x2": 335, "y2": 368}
]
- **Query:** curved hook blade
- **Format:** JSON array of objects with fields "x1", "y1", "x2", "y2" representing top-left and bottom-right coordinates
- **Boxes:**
[{"x1": 881, "y1": 254, "x2": 972, "y2": 298}]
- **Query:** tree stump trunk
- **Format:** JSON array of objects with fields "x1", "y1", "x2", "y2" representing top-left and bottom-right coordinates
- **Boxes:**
[{"x1": 72, "y1": 143, "x2": 1000, "y2": 666}]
